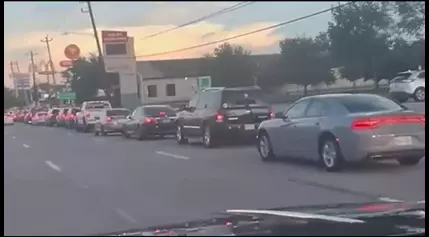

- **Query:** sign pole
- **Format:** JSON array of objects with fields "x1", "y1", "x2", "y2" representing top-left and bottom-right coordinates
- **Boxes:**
[
  {"x1": 9, "y1": 61, "x2": 18, "y2": 97},
  {"x1": 29, "y1": 51, "x2": 39, "y2": 106}
]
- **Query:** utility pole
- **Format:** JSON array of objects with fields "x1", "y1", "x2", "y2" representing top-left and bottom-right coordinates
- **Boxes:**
[
  {"x1": 28, "y1": 51, "x2": 39, "y2": 106},
  {"x1": 9, "y1": 61, "x2": 18, "y2": 97},
  {"x1": 41, "y1": 35, "x2": 57, "y2": 84}
]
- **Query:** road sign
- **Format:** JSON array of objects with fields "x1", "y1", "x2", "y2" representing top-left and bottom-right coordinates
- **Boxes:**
[
  {"x1": 10, "y1": 73, "x2": 31, "y2": 90},
  {"x1": 197, "y1": 76, "x2": 212, "y2": 90},
  {"x1": 64, "y1": 44, "x2": 81, "y2": 60},
  {"x1": 102, "y1": 31, "x2": 128, "y2": 43},
  {"x1": 60, "y1": 60, "x2": 73, "y2": 68},
  {"x1": 58, "y1": 92, "x2": 76, "y2": 100}
]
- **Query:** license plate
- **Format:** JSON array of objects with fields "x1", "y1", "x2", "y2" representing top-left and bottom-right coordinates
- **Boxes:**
[
  {"x1": 393, "y1": 136, "x2": 412, "y2": 146},
  {"x1": 160, "y1": 119, "x2": 170, "y2": 124},
  {"x1": 244, "y1": 124, "x2": 255, "y2": 130}
]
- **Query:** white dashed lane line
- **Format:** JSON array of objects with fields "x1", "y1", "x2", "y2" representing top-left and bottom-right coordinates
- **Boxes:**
[
  {"x1": 114, "y1": 208, "x2": 137, "y2": 223},
  {"x1": 155, "y1": 151, "x2": 190, "y2": 160},
  {"x1": 45, "y1": 160, "x2": 62, "y2": 172},
  {"x1": 23, "y1": 144, "x2": 30, "y2": 148}
]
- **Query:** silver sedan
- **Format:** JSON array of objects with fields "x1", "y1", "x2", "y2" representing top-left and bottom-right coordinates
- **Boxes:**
[{"x1": 257, "y1": 93, "x2": 425, "y2": 172}]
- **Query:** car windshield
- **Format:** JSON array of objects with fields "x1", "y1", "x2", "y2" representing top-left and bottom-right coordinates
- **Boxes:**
[
  {"x1": 336, "y1": 95, "x2": 405, "y2": 113},
  {"x1": 223, "y1": 90, "x2": 267, "y2": 107},
  {"x1": 144, "y1": 106, "x2": 176, "y2": 116},
  {"x1": 106, "y1": 109, "x2": 129, "y2": 117}
]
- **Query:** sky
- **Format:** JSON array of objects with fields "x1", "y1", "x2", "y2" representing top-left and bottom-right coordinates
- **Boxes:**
[{"x1": 4, "y1": 1, "x2": 337, "y2": 87}]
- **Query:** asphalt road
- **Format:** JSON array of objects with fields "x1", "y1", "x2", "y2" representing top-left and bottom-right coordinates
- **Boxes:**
[{"x1": 4, "y1": 101, "x2": 425, "y2": 236}]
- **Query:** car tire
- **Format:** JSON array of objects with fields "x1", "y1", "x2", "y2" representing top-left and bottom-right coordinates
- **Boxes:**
[
  {"x1": 202, "y1": 125, "x2": 216, "y2": 148},
  {"x1": 258, "y1": 132, "x2": 276, "y2": 161},
  {"x1": 319, "y1": 136, "x2": 344, "y2": 172},
  {"x1": 94, "y1": 128, "x2": 99, "y2": 136},
  {"x1": 100, "y1": 126, "x2": 107, "y2": 136},
  {"x1": 137, "y1": 127, "x2": 146, "y2": 141},
  {"x1": 397, "y1": 157, "x2": 422, "y2": 166},
  {"x1": 413, "y1": 87, "x2": 425, "y2": 102},
  {"x1": 176, "y1": 125, "x2": 188, "y2": 144},
  {"x1": 122, "y1": 130, "x2": 130, "y2": 138}
]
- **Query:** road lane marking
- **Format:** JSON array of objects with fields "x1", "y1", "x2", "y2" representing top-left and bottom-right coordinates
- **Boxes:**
[
  {"x1": 155, "y1": 151, "x2": 190, "y2": 160},
  {"x1": 115, "y1": 208, "x2": 137, "y2": 223},
  {"x1": 378, "y1": 197, "x2": 403, "y2": 202},
  {"x1": 23, "y1": 144, "x2": 30, "y2": 148},
  {"x1": 12, "y1": 136, "x2": 16, "y2": 139},
  {"x1": 45, "y1": 160, "x2": 62, "y2": 172}
]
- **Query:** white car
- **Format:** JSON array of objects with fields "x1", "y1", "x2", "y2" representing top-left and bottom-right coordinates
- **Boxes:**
[
  {"x1": 389, "y1": 70, "x2": 425, "y2": 103},
  {"x1": 4, "y1": 114, "x2": 14, "y2": 125},
  {"x1": 75, "y1": 101, "x2": 112, "y2": 132}
]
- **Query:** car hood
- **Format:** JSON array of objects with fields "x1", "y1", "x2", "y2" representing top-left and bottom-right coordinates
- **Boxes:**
[{"x1": 102, "y1": 200, "x2": 425, "y2": 236}]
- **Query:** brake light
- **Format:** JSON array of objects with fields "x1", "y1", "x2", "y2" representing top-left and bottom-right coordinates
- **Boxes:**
[
  {"x1": 351, "y1": 115, "x2": 425, "y2": 130},
  {"x1": 215, "y1": 113, "x2": 224, "y2": 123},
  {"x1": 143, "y1": 117, "x2": 155, "y2": 124},
  {"x1": 84, "y1": 111, "x2": 90, "y2": 118},
  {"x1": 268, "y1": 107, "x2": 275, "y2": 119},
  {"x1": 105, "y1": 116, "x2": 112, "y2": 122},
  {"x1": 159, "y1": 111, "x2": 166, "y2": 116}
]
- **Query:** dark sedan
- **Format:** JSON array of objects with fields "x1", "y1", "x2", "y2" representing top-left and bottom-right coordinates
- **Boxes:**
[{"x1": 121, "y1": 105, "x2": 177, "y2": 140}]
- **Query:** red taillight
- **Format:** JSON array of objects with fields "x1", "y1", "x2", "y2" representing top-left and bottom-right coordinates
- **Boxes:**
[
  {"x1": 159, "y1": 111, "x2": 166, "y2": 116},
  {"x1": 84, "y1": 111, "x2": 90, "y2": 118},
  {"x1": 143, "y1": 117, "x2": 155, "y2": 124},
  {"x1": 215, "y1": 113, "x2": 224, "y2": 123},
  {"x1": 351, "y1": 115, "x2": 425, "y2": 130},
  {"x1": 268, "y1": 107, "x2": 275, "y2": 119},
  {"x1": 105, "y1": 116, "x2": 112, "y2": 122}
]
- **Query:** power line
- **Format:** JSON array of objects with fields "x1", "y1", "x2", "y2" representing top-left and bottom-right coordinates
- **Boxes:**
[
  {"x1": 136, "y1": 2, "x2": 352, "y2": 59},
  {"x1": 140, "y1": 2, "x2": 254, "y2": 40}
]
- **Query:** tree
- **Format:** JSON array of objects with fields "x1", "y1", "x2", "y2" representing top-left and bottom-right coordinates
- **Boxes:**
[
  {"x1": 278, "y1": 37, "x2": 335, "y2": 95},
  {"x1": 327, "y1": 2, "x2": 392, "y2": 88},
  {"x1": 204, "y1": 43, "x2": 256, "y2": 87},
  {"x1": 391, "y1": 1, "x2": 425, "y2": 38},
  {"x1": 62, "y1": 54, "x2": 112, "y2": 104},
  {"x1": 4, "y1": 87, "x2": 24, "y2": 109}
]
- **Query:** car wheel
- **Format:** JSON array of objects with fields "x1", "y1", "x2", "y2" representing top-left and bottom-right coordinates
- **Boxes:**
[
  {"x1": 202, "y1": 125, "x2": 216, "y2": 148},
  {"x1": 397, "y1": 157, "x2": 422, "y2": 166},
  {"x1": 137, "y1": 127, "x2": 146, "y2": 141},
  {"x1": 94, "y1": 128, "x2": 99, "y2": 136},
  {"x1": 319, "y1": 137, "x2": 343, "y2": 172},
  {"x1": 176, "y1": 125, "x2": 188, "y2": 144},
  {"x1": 413, "y1": 87, "x2": 425, "y2": 102},
  {"x1": 100, "y1": 126, "x2": 107, "y2": 136},
  {"x1": 258, "y1": 133, "x2": 275, "y2": 161},
  {"x1": 122, "y1": 130, "x2": 130, "y2": 138}
]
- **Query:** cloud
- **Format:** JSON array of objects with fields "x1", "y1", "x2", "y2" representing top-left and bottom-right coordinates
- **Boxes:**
[{"x1": 4, "y1": 21, "x2": 282, "y2": 87}]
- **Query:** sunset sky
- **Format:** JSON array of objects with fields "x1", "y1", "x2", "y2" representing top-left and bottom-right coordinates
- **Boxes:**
[{"x1": 4, "y1": 1, "x2": 336, "y2": 87}]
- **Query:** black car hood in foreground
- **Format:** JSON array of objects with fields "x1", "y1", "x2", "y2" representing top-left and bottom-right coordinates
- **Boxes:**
[{"x1": 104, "y1": 201, "x2": 425, "y2": 236}]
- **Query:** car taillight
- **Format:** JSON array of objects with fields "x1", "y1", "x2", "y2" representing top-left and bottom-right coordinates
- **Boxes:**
[
  {"x1": 143, "y1": 117, "x2": 156, "y2": 124},
  {"x1": 159, "y1": 111, "x2": 166, "y2": 116},
  {"x1": 215, "y1": 113, "x2": 224, "y2": 123},
  {"x1": 84, "y1": 111, "x2": 90, "y2": 117},
  {"x1": 105, "y1": 116, "x2": 112, "y2": 122},
  {"x1": 268, "y1": 107, "x2": 274, "y2": 119},
  {"x1": 351, "y1": 115, "x2": 425, "y2": 130}
]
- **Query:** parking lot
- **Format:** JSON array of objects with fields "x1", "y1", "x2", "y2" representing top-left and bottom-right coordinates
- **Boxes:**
[{"x1": 4, "y1": 101, "x2": 425, "y2": 236}]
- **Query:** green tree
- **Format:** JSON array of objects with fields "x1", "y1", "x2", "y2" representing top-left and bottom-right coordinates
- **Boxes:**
[
  {"x1": 4, "y1": 87, "x2": 25, "y2": 109},
  {"x1": 62, "y1": 54, "x2": 112, "y2": 104},
  {"x1": 204, "y1": 43, "x2": 256, "y2": 87},
  {"x1": 278, "y1": 37, "x2": 336, "y2": 95},
  {"x1": 391, "y1": 1, "x2": 425, "y2": 38},
  {"x1": 327, "y1": 2, "x2": 392, "y2": 88}
]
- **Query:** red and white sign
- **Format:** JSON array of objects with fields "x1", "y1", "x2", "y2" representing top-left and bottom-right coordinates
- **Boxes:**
[
  {"x1": 102, "y1": 31, "x2": 128, "y2": 43},
  {"x1": 59, "y1": 60, "x2": 74, "y2": 68},
  {"x1": 64, "y1": 44, "x2": 81, "y2": 60}
]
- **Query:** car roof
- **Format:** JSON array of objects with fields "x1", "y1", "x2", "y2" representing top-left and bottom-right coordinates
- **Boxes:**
[
  {"x1": 202, "y1": 86, "x2": 262, "y2": 92},
  {"x1": 141, "y1": 105, "x2": 171, "y2": 108}
]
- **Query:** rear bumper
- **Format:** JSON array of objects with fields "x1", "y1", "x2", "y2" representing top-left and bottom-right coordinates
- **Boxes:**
[
  {"x1": 212, "y1": 123, "x2": 259, "y2": 139},
  {"x1": 142, "y1": 124, "x2": 176, "y2": 135},
  {"x1": 365, "y1": 149, "x2": 425, "y2": 161}
]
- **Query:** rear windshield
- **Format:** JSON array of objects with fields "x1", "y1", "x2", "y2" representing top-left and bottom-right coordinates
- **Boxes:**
[
  {"x1": 392, "y1": 72, "x2": 412, "y2": 81},
  {"x1": 107, "y1": 109, "x2": 130, "y2": 117},
  {"x1": 71, "y1": 108, "x2": 81, "y2": 114},
  {"x1": 336, "y1": 95, "x2": 405, "y2": 113},
  {"x1": 144, "y1": 106, "x2": 176, "y2": 116},
  {"x1": 37, "y1": 112, "x2": 48, "y2": 116},
  {"x1": 222, "y1": 90, "x2": 267, "y2": 107},
  {"x1": 86, "y1": 102, "x2": 110, "y2": 109},
  {"x1": 51, "y1": 109, "x2": 59, "y2": 114},
  {"x1": 61, "y1": 109, "x2": 69, "y2": 114}
]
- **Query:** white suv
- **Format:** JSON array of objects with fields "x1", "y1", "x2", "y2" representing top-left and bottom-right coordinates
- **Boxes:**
[{"x1": 389, "y1": 70, "x2": 425, "y2": 103}]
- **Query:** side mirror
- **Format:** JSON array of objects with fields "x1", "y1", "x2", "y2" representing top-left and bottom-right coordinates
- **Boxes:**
[{"x1": 274, "y1": 112, "x2": 284, "y2": 119}]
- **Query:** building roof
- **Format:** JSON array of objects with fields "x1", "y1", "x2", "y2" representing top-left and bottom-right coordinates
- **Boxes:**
[{"x1": 136, "y1": 54, "x2": 281, "y2": 80}]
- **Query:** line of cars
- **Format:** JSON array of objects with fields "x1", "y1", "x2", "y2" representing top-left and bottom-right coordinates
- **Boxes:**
[{"x1": 9, "y1": 86, "x2": 425, "y2": 172}]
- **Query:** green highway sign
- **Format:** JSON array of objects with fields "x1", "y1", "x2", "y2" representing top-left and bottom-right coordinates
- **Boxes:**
[
  {"x1": 197, "y1": 76, "x2": 211, "y2": 90},
  {"x1": 58, "y1": 92, "x2": 76, "y2": 100}
]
